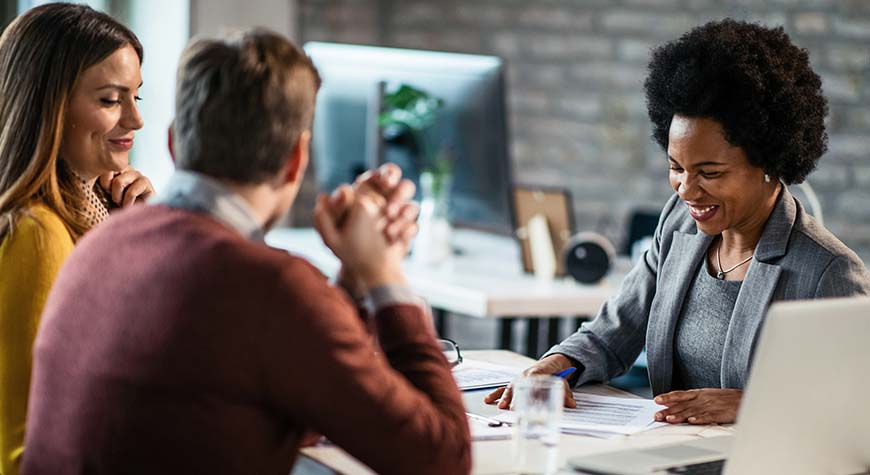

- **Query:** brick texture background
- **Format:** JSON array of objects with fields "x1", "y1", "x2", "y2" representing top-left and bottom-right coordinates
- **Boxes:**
[{"x1": 294, "y1": 0, "x2": 870, "y2": 265}]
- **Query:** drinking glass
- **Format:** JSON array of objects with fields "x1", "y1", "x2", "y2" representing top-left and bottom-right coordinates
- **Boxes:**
[{"x1": 512, "y1": 375, "x2": 563, "y2": 475}]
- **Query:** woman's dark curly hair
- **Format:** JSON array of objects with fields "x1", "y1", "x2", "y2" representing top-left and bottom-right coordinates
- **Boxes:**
[{"x1": 644, "y1": 19, "x2": 828, "y2": 185}]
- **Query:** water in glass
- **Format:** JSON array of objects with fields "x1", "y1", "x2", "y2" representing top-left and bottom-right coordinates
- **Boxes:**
[{"x1": 512, "y1": 375, "x2": 563, "y2": 475}]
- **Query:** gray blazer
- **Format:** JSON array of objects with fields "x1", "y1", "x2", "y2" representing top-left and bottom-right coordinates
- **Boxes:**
[{"x1": 546, "y1": 188, "x2": 870, "y2": 395}]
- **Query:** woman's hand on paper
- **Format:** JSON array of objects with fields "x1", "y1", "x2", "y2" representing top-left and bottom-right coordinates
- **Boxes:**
[
  {"x1": 483, "y1": 354, "x2": 577, "y2": 410},
  {"x1": 653, "y1": 388, "x2": 743, "y2": 424}
]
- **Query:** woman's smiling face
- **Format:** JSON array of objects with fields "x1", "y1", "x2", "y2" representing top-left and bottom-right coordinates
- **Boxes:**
[
  {"x1": 61, "y1": 44, "x2": 143, "y2": 180},
  {"x1": 668, "y1": 115, "x2": 777, "y2": 237}
]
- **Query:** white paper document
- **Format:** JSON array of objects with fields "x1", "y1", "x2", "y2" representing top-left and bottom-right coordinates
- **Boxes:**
[
  {"x1": 451, "y1": 359, "x2": 522, "y2": 391},
  {"x1": 562, "y1": 393, "x2": 667, "y2": 435},
  {"x1": 494, "y1": 392, "x2": 667, "y2": 436}
]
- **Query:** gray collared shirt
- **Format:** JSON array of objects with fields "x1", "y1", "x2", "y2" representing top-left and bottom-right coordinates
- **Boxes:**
[
  {"x1": 155, "y1": 170, "x2": 266, "y2": 243},
  {"x1": 155, "y1": 170, "x2": 423, "y2": 314}
]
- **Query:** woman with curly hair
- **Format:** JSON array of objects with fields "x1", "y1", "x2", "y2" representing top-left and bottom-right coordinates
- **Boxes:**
[
  {"x1": 0, "y1": 5, "x2": 153, "y2": 473},
  {"x1": 487, "y1": 19, "x2": 870, "y2": 424}
]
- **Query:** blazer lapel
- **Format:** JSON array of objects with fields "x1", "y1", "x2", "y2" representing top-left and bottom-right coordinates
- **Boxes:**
[
  {"x1": 720, "y1": 186, "x2": 796, "y2": 388},
  {"x1": 720, "y1": 261, "x2": 781, "y2": 388},
  {"x1": 646, "y1": 230, "x2": 713, "y2": 395}
]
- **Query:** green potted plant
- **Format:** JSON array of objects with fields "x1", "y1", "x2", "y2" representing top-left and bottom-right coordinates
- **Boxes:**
[{"x1": 379, "y1": 84, "x2": 450, "y2": 197}]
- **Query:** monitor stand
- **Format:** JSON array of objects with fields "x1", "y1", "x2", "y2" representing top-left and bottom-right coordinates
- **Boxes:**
[{"x1": 365, "y1": 80, "x2": 386, "y2": 170}]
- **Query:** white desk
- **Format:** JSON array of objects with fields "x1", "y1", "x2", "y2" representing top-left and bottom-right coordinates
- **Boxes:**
[
  {"x1": 296, "y1": 350, "x2": 734, "y2": 475},
  {"x1": 266, "y1": 228, "x2": 627, "y2": 356}
]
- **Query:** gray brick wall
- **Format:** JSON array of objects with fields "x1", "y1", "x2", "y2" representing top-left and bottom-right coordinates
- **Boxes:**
[{"x1": 295, "y1": 0, "x2": 870, "y2": 265}]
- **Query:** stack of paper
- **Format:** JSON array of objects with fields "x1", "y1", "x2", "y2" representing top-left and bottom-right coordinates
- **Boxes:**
[
  {"x1": 493, "y1": 392, "x2": 667, "y2": 438},
  {"x1": 451, "y1": 359, "x2": 522, "y2": 391}
]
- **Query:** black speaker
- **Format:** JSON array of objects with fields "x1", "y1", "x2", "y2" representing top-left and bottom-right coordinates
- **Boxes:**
[{"x1": 561, "y1": 232, "x2": 615, "y2": 284}]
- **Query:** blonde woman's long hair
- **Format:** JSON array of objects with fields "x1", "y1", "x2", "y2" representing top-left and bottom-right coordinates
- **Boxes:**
[{"x1": 0, "y1": 3, "x2": 142, "y2": 241}]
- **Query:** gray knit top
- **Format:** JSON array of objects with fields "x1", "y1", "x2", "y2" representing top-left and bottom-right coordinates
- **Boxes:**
[{"x1": 672, "y1": 259, "x2": 742, "y2": 390}]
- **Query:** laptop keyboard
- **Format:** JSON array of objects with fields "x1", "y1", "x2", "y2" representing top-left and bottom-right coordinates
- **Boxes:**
[{"x1": 665, "y1": 459, "x2": 725, "y2": 475}]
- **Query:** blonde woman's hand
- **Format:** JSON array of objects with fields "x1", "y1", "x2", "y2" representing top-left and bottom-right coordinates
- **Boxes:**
[{"x1": 98, "y1": 166, "x2": 154, "y2": 207}]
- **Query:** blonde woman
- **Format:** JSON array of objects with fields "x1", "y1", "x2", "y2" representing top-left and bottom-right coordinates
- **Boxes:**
[{"x1": 0, "y1": 5, "x2": 153, "y2": 473}]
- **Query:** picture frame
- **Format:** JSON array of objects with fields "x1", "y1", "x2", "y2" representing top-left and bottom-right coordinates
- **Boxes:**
[{"x1": 512, "y1": 185, "x2": 575, "y2": 277}]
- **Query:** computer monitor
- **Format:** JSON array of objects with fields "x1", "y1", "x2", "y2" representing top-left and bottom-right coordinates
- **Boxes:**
[{"x1": 304, "y1": 42, "x2": 514, "y2": 235}]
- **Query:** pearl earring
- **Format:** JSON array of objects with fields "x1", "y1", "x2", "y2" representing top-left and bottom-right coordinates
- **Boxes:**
[{"x1": 764, "y1": 174, "x2": 771, "y2": 183}]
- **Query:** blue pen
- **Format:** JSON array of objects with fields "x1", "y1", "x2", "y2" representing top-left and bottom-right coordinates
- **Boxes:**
[{"x1": 554, "y1": 367, "x2": 577, "y2": 379}]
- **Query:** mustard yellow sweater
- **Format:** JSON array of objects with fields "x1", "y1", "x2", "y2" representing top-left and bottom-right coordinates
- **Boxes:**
[{"x1": 0, "y1": 205, "x2": 73, "y2": 475}]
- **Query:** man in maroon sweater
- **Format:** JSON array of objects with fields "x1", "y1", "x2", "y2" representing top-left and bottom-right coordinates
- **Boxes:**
[{"x1": 23, "y1": 30, "x2": 471, "y2": 474}]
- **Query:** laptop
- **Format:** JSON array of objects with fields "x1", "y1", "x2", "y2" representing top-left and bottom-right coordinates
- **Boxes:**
[{"x1": 567, "y1": 296, "x2": 870, "y2": 475}]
